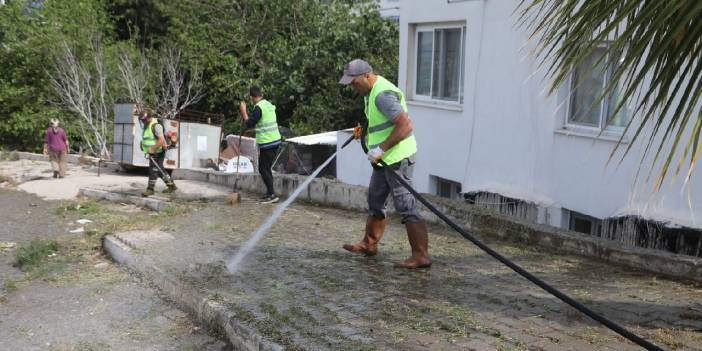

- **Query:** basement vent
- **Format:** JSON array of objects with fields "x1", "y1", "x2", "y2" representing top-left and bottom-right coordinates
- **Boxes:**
[
  {"x1": 464, "y1": 192, "x2": 539, "y2": 223},
  {"x1": 602, "y1": 216, "x2": 702, "y2": 257},
  {"x1": 565, "y1": 210, "x2": 702, "y2": 258},
  {"x1": 432, "y1": 176, "x2": 462, "y2": 200},
  {"x1": 567, "y1": 210, "x2": 602, "y2": 236}
]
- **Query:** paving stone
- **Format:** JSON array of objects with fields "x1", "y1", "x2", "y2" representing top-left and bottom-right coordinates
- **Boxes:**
[{"x1": 109, "y1": 198, "x2": 702, "y2": 350}]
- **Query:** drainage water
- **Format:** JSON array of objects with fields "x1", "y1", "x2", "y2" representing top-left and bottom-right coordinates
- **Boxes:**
[{"x1": 225, "y1": 151, "x2": 338, "y2": 274}]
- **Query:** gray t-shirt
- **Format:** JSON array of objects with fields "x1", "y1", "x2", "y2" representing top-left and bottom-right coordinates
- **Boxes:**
[
  {"x1": 152, "y1": 123, "x2": 164, "y2": 138},
  {"x1": 375, "y1": 90, "x2": 405, "y2": 121}
]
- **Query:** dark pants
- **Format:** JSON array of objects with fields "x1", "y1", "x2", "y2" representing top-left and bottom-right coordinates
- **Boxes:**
[
  {"x1": 147, "y1": 152, "x2": 172, "y2": 189},
  {"x1": 258, "y1": 146, "x2": 278, "y2": 196}
]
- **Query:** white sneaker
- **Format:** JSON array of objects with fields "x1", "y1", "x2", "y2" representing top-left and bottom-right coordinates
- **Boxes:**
[{"x1": 261, "y1": 194, "x2": 279, "y2": 204}]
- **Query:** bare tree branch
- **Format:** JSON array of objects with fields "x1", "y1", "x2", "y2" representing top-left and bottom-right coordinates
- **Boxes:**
[
  {"x1": 118, "y1": 48, "x2": 150, "y2": 111},
  {"x1": 156, "y1": 45, "x2": 204, "y2": 119},
  {"x1": 48, "y1": 38, "x2": 112, "y2": 159}
]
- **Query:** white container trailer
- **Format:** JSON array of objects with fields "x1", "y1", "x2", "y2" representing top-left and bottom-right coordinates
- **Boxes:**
[{"x1": 112, "y1": 103, "x2": 223, "y2": 170}]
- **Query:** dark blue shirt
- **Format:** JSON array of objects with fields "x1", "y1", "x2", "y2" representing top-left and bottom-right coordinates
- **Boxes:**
[{"x1": 245, "y1": 106, "x2": 262, "y2": 129}]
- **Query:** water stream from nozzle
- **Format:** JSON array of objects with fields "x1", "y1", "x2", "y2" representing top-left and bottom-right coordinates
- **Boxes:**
[{"x1": 225, "y1": 150, "x2": 339, "y2": 274}]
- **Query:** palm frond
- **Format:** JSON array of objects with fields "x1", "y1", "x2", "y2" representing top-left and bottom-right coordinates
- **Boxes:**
[{"x1": 518, "y1": 0, "x2": 702, "y2": 189}]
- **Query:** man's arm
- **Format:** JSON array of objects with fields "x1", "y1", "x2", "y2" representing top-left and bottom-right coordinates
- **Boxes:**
[
  {"x1": 239, "y1": 102, "x2": 249, "y2": 121},
  {"x1": 63, "y1": 130, "x2": 69, "y2": 153},
  {"x1": 245, "y1": 106, "x2": 262, "y2": 129},
  {"x1": 375, "y1": 91, "x2": 413, "y2": 152},
  {"x1": 42, "y1": 129, "x2": 49, "y2": 155},
  {"x1": 154, "y1": 135, "x2": 167, "y2": 150},
  {"x1": 379, "y1": 112, "x2": 413, "y2": 152},
  {"x1": 148, "y1": 124, "x2": 167, "y2": 153}
]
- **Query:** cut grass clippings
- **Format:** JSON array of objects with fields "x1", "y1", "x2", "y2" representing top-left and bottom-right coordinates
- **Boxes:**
[{"x1": 54, "y1": 201, "x2": 101, "y2": 217}]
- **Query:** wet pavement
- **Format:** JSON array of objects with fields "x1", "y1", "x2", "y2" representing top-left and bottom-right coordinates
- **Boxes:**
[{"x1": 126, "y1": 196, "x2": 702, "y2": 350}]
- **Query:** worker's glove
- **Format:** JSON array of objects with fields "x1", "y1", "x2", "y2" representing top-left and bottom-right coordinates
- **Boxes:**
[
  {"x1": 367, "y1": 146, "x2": 384, "y2": 164},
  {"x1": 353, "y1": 124, "x2": 362, "y2": 140}
]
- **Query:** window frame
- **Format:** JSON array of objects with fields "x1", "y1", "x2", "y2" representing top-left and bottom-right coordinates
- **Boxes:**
[
  {"x1": 565, "y1": 43, "x2": 629, "y2": 135},
  {"x1": 412, "y1": 23, "x2": 466, "y2": 106}
]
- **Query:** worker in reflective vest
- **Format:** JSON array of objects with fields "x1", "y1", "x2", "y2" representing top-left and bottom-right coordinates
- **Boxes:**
[
  {"x1": 239, "y1": 86, "x2": 282, "y2": 204},
  {"x1": 139, "y1": 109, "x2": 177, "y2": 197},
  {"x1": 339, "y1": 59, "x2": 431, "y2": 269}
]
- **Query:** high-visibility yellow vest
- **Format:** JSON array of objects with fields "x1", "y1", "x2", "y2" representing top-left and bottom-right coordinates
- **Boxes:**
[
  {"x1": 255, "y1": 99, "x2": 282, "y2": 144},
  {"x1": 141, "y1": 119, "x2": 162, "y2": 153},
  {"x1": 365, "y1": 76, "x2": 417, "y2": 165}
]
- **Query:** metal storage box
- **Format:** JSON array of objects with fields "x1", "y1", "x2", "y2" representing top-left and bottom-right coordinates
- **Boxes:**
[{"x1": 112, "y1": 103, "x2": 223, "y2": 170}]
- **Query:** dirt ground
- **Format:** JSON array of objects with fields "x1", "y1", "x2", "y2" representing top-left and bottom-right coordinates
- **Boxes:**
[{"x1": 0, "y1": 184, "x2": 231, "y2": 349}]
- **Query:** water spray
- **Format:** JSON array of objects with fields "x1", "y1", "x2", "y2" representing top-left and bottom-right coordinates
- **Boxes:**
[{"x1": 225, "y1": 133, "x2": 356, "y2": 274}]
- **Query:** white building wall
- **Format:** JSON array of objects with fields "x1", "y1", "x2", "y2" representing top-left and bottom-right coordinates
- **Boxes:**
[
  {"x1": 336, "y1": 130, "x2": 372, "y2": 187},
  {"x1": 337, "y1": 0, "x2": 702, "y2": 230},
  {"x1": 378, "y1": 0, "x2": 400, "y2": 20}
]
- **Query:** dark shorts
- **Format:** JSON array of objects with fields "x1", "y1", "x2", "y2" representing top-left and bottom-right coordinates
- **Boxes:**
[{"x1": 367, "y1": 156, "x2": 421, "y2": 224}]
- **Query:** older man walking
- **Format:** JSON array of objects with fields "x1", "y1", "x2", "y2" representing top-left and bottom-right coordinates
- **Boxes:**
[{"x1": 43, "y1": 118, "x2": 69, "y2": 179}]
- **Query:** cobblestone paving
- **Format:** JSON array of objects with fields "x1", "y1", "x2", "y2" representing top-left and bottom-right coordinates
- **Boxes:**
[{"x1": 133, "y1": 197, "x2": 702, "y2": 350}]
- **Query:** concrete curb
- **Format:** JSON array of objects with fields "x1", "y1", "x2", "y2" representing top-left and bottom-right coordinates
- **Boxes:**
[
  {"x1": 172, "y1": 168, "x2": 702, "y2": 282},
  {"x1": 103, "y1": 235, "x2": 284, "y2": 351},
  {"x1": 79, "y1": 188, "x2": 173, "y2": 212}
]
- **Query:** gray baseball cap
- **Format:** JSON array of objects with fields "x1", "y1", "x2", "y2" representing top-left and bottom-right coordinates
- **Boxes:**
[{"x1": 339, "y1": 59, "x2": 373, "y2": 85}]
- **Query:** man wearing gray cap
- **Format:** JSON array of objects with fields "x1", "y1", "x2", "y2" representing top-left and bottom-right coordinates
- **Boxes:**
[{"x1": 339, "y1": 59, "x2": 432, "y2": 269}]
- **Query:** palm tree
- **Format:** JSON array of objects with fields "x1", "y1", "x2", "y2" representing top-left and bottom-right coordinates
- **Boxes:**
[{"x1": 518, "y1": 0, "x2": 702, "y2": 189}]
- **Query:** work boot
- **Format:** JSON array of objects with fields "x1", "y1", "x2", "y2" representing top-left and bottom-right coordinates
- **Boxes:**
[
  {"x1": 162, "y1": 182, "x2": 177, "y2": 194},
  {"x1": 142, "y1": 188, "x2": 155, "y2": 197},
  {"x1": 343, "y1": 216, "x2": 387, "y2": 256},
  {"x1": 395, "y1": 221, "x2": 432, "y2": 269},
  {"x1": 53, "y1": 171, "x2": 59, "y2": 178}
]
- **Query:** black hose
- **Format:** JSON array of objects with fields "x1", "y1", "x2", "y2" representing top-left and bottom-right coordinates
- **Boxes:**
[{"x1": 378, "y1": 160, "x2": 664, "y2": 351}]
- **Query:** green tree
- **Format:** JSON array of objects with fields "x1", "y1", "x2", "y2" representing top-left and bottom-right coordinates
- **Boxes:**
[
  {"x1": 162, "y1": 0, "x2": 398, "y2": 135},
  {"x1": 1, "y1": 0, "x2": 398, "y2": 152},
  {"x1": 0, "y1": 0, "x2": 117, "y2": 153},
  {"x1": 106, "y1": 0, "x2": 171, "y2": 50},
  {"x1": 0, "y1": 0, "x2": 59, "y2": 151},
  {"x1": 519, "y1": 1, "x2": 702, "y2": 188}
]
